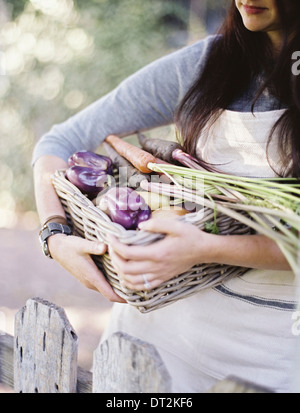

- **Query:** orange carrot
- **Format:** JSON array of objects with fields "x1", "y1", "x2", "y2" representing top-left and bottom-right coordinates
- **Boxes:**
[{"x1": 105, "y1": 134, "x2": 156, "y2": 173}]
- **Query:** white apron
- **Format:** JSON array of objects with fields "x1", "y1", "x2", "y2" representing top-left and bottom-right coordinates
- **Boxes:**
[{"x1": 101, "y1": 109, "x2": 298, "y2": 393}]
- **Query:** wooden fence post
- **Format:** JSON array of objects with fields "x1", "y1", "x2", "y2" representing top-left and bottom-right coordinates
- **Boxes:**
[
  {"x1": 0, "y1": 334, "x2": 14, "y2": 389},
  {"x1": 93, "y1": 331, "x2": 172, "y2": 393},
  {"x1": 14, "y1": 297, "x2": 78, "y2": 393}
]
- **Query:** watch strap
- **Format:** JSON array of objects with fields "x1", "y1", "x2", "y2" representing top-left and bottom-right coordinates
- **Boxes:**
[
  {"x1": 40, "y1": 222, "x2": 72, "y2": 238},
  {"x1": 39, "y1": 222, "x2": 72, "y2": 258}
]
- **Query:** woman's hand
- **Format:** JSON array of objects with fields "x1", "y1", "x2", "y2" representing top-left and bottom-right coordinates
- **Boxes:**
[
  {"x1": 107, "y1": 218, "x2": 209, "y2": 291},
  {"x1": 107, "y1": 214, "x2": 291, "y2": 293},
  {"x1": 48, "y1": 233, "x2": 126, "y2": 303},
  {"x1": 33, "y1": 155, "x2": 126, "y2": 303}
]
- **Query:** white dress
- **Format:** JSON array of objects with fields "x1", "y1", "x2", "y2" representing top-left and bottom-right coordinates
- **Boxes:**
[{"x1": 101, "y1": 109, "x2": 298, "y2": 393}]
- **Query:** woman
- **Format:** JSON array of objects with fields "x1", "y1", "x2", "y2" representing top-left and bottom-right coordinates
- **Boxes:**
[{"x1": 33, "y1": 1, "x2": 299, "y2": 392}]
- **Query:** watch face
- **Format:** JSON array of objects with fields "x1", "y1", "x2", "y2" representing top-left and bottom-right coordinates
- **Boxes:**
[{"x1": 41, "y1": 240, "x2": 51, "y2": 257}]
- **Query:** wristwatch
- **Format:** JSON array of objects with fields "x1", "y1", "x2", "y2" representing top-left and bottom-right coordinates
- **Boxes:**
[{"x1": 39, "y1": 222, "x2": 72, "y2": 259}]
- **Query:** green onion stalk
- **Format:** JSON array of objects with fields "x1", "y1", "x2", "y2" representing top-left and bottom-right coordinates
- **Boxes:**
[{"x1": 144, "y1": 162, "x2": 300, "y2": 275}]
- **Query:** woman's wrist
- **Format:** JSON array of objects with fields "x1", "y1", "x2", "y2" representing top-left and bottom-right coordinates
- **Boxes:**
[
  {"x1": 39, "y1": 219, "x2": 72, "y2": 259},
  {"x1": 42, "y1": 214, "x2": 68, "y2": 227},
  {"x1": 47, "y1": 233, "x2": 69, "y2": 258},
  {"x1": 194, "y1": 231, "x2": 223, "y2": 265},
  {"x1": 198, "y1": 232, "x2": 291, "y2": 271}
]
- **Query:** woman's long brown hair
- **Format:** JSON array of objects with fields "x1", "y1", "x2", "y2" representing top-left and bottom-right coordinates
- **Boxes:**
[{"x1": 175, "y1": 0, "x2": 300, "y2": 177}]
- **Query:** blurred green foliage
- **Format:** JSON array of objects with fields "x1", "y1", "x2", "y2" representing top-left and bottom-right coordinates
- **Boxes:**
[
  {"x1": 0, "y1": 0, "x2": 192, "y2": 225},
  {"x1": 0, "y1": 0, "x2": 225, "y2": 227},
  {"x1": 4, "y1": 0, "x2": 27, "y2": 18}
]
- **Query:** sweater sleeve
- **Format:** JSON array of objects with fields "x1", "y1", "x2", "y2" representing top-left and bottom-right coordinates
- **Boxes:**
[{"x1": 32, "y1": 35, "x2": 216, "y2": 165}]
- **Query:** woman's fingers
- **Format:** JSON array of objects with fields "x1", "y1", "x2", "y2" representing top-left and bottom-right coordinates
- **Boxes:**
[
  {"x1": 48, "y1": 234, "x2": 125, "y2": 303},
  {"x1": 107, "y1": 218, "x2": 185, "y2": 261},
  {"x1": 107, "y1": 218, "x2": 205, "y2": 291},
  {"x1": 108, "y1": 244, "x2": 151, "y2": 273},
  {"x1": 73, "y1": 238, "x2": 126, "y2": 302},
  {"x1": 120, "y1": 273, "x2": 163, "y2": 292},
  {"x1": 74, "y1": 237, "x2": 107, "y2": 255},
  {"x1": 138, "y1": 217, "x2": 184, "y2": 234},
  {"x1": 84, "y1": 258, "x2": 126, "y2": 302}
]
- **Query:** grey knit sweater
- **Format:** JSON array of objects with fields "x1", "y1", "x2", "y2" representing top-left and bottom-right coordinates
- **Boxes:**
[{"x1": 32, "y1": 35, "x2": 282, "y2": 165}]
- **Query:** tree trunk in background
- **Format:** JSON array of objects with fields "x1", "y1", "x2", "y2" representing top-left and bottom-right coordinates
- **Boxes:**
[
  {"x1": 160, "y1": 0, "x2": 192, "y2": 48},
  {"x1": 189, "y1": 0, "x2": 227, "y2": 40}
]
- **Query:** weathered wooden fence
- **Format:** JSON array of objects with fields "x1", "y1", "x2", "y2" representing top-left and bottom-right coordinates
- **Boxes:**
[
  {"x1": 1, "y1": 297, "x2": 173, "y2": 393},
  {"x1": 0, "y1": 296, "x2": 280, "y2": 393}
]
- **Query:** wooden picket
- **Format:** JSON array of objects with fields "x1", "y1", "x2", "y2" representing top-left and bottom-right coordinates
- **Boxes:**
[
  {"x1": 3, "y1": 294, "x2": 296, "y2": 393},
  {"x1": 0, "y1": 333, "x2": 14, "y2": 390},
  {"x1": 93, "y1": 331, "x2": 172, "y2": 393},
  {"x1": 14, "y1": 297, "x2": 78, "y2": 393},
  {"x1": 0, "y1": 297, "x2": 172, "y2": 393}
]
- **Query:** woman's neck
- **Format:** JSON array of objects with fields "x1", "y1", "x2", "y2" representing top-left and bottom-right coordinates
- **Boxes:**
[{"x1": 267, "y1": 29, "x2": 283, "y2": 54}]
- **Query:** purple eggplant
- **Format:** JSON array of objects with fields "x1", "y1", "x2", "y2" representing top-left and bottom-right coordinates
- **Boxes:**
[
  {"x1": 68, "y1": 150, "x2": 113, "y2": 175},
  {"x1": 99, "y1": 187, "x2": 151, "y2": 230},
  {"x1": 66, "y1": 166, "x2": 109, "y2": 196}
]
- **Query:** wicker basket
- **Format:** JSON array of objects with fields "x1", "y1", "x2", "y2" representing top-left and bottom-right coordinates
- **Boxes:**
[{"x1": 52, "y1": 169, "x2": 251, "y2": 313}]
